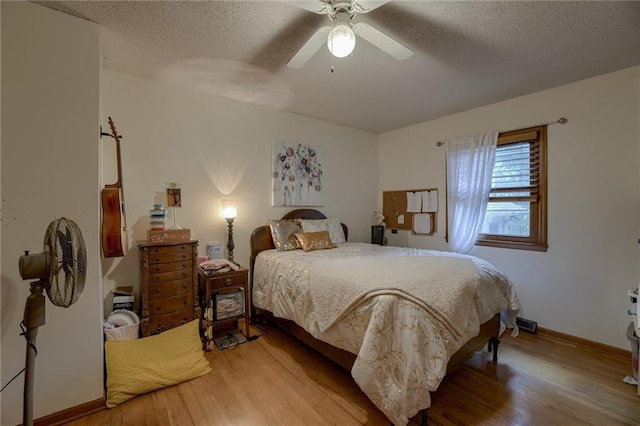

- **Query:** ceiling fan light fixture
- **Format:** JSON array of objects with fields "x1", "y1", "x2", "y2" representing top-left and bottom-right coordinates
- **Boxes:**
[{"x1": 327, "y1": 24, "x2": 356, "y2": 58}]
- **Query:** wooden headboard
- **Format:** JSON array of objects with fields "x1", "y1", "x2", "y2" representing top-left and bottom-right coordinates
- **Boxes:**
[{"x1": 249, "y1": 209, "x2": 348, "y2": 278}]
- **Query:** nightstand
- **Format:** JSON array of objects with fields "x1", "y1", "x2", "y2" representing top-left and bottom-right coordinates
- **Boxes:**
[{"x1": 198, "y1": 266, "x2": 250, "y2": 351}]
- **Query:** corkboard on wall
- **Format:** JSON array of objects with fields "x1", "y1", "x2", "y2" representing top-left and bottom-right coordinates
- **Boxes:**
[{"x1": 383, "y1": 189, "x2": 437, "y2": 234}]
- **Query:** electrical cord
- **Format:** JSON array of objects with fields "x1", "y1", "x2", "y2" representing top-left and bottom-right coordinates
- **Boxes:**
[
  {"x1": 1, "y1": 322, "x2": 37, "y2": 393},
  {"x1": 0, "y1": 367, "x2": 25, "y2": 393},
  {"x1": 251, "y1": 323, "x2": 269, "y2": 337},
  {"x1": 20, "y1": 321, "x2": 39, "y2": 356},
  {"x1": 244, "y1": 322, "x2": 267, "y2": 341}
]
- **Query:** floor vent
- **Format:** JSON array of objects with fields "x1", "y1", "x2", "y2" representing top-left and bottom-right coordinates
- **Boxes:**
[{"x1": 516, "y1": 317, "x2": 538, "y2": 334}]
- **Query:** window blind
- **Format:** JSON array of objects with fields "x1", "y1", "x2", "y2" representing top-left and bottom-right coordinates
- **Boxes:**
[{"x1": 489, "y1": 132, "x2": 540, "y2": 203}]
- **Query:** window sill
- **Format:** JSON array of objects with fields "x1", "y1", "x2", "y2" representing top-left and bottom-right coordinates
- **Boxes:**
[{"x1": 476, "y1": 239, "x2": 548, "y2": 252}]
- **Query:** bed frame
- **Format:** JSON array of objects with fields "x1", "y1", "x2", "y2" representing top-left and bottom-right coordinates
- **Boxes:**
[{"x1": 249, "y1": 209, "x2": 500, "y2": 423}]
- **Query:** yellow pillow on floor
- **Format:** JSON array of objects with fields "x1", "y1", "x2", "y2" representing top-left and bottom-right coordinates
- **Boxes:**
[{"x1": 105, "y1": 319, "x2": 211, "y2": 408}]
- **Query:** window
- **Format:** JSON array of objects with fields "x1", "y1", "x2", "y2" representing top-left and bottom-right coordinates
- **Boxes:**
[{"x1": 476, "y1": 125, "x2": 548, "y2": 251}]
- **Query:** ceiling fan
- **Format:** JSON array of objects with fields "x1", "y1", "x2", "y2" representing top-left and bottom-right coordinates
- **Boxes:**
[{"x1": 282, "y1": 0, "x2": 413, "y2": 68}]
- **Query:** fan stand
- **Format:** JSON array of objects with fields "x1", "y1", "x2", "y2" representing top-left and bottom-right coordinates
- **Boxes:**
[
  {"x1": 22, "y1": 280, "x2": 47, "y2": 426},
  {"x1": 17, "y1": 217, "x2": 87, "y2": 426}
]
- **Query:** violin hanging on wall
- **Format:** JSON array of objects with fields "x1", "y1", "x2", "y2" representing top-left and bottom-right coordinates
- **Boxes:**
[{"x1": 101, "y1": 117, "x2": 128, "y2": 258}]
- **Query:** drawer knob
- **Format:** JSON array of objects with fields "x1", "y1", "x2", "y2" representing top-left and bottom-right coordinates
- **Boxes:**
[{"x1": 225, "y1": 278, "x2": 233, "y2": 286}]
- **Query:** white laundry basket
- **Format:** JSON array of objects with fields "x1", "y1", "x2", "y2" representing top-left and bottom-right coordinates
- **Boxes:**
[{"x1": 104, "y1": 309, "x2": 140, "y2": 341}]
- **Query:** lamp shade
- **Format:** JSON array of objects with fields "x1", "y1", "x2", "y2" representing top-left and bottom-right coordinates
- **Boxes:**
[
  {"x1": 327, "y1": 24, "x2": 356, "y2": 58},
  {"x1": 221, "y1": 198, "x2": 238, "y2": 219}
]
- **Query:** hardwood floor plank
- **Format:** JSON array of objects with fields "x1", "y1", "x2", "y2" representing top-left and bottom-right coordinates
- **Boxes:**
[{"x1": 68, "y1": 325, "x2": 640, "y2": 426}]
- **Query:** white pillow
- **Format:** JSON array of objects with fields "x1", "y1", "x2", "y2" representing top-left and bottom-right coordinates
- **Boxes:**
[{"x1": 300, "y1": 218, "x2": 346, "y2": 244}]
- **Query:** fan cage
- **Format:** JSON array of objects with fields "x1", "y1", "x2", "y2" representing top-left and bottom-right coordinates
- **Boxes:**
[{"x1": 43, "y1": 218, "x2": 87, "y2": 307}]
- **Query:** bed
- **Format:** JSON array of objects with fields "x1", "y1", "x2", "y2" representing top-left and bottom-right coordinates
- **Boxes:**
[{"x1": 250, "y1": 209, "x2": 520, "y2": 425}]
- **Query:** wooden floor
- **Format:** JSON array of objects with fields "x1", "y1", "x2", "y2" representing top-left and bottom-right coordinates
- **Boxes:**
[{"x1": 69, "y1": 323, "x2": 640, "y2": 426}]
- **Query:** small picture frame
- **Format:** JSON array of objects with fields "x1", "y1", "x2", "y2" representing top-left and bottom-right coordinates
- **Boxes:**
[{"x1": 167, "y1": 187, "x2": 181, "y2": 207}]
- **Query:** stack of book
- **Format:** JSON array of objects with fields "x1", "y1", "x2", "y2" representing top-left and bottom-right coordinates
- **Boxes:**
[
  {"x1": 113, "y1": 286, "x2": 134, "y2": 311},
  {"x1": 149, "y1": 204, "x2": 167, "y2": 229}
]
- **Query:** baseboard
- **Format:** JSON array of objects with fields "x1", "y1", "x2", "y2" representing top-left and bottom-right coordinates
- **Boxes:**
[
  {"x1": 34, "y1": 397, "x2": 105, "y2": 426},
  {"x1": 537, "y1": 327, "x2": 630, "y2": 358}
]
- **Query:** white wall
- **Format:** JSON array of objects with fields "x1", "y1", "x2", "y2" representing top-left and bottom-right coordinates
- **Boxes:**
[
  {"x1": 100, "y1": 69, "x2": 379, "y2": 311},
  {"x1": 1, "y1": 2, "x2": 103, "y2": 424},
  {"x1": 379, "y1": 67, "x2": 640, "y2": 349}
]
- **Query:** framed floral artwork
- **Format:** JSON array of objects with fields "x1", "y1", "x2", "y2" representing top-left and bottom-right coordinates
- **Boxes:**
[{"x1": 272, "y1": 141, "x2": 324, "y2": 206}]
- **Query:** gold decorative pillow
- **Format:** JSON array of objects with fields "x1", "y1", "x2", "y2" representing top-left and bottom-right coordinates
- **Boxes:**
[
  {"x1": 268, "y1": 219, "x2": 302, "y2": 251},
  {"x1": 105, "y1": 320, "x2": 211, "y2": 408},
  {"x1": 294, "y1": 231, "x2": 336, "y2": 252}
]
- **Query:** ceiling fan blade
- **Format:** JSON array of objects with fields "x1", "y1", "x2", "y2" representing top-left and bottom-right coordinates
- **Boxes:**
[
  {"x1": 352, "y1": 22, "x2": 413, "y2": 60},
  {"x1": 279, "y1": 0, "x2": 332, "y2": 14},
  {"x1": 352, "y1": 0, "x2": 392, "y2": 14},
  {"x1": 287, "y1": 26, "x2": 331, "y2": 68}
]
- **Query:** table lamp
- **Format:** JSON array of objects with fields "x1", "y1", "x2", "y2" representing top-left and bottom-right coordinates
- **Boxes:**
[{"x1": 221, "y1": 198, "x2": 238, "y2": 264}]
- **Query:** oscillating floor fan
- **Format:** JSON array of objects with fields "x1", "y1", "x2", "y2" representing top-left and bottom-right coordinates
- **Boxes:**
[{"x1": 18, "y1": 217, "x2": 87, "y2": 426}]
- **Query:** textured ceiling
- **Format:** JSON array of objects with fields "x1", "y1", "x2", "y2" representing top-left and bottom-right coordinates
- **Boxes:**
[{"x1": 37, "y1": 0, "x2": 640, "y2": 133}]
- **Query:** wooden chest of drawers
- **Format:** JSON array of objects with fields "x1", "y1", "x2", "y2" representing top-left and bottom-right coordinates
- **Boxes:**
[{"x1": 138, "y1": 240, "x2": 200, "y2": 336}]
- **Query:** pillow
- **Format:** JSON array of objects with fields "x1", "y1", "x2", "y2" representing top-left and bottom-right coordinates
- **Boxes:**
[
  {"x1": 268, "y1": 219, "x2": 302, "y2": 251},
  {"x1": 300, "y1": 218, "x2": 346, "y2": 244},
  {"x1": 105, "y1": 319, "x2": 211, "y2": 408},
  {"x1": 294, "y1": 231, "x2": 337, "y2": 252}
]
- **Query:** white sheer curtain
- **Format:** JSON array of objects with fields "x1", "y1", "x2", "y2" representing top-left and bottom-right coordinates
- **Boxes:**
[{"x1": 446, "y1": 131, "x2": 498, "y2": 253}]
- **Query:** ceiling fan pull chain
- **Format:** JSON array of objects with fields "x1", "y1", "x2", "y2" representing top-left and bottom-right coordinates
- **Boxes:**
[
  {"x1": 330, "y1": 32, "x2": 335, "y2": 73},
  {"x1": 331, "y1": 47, "x2": 335, "y2": 73}
]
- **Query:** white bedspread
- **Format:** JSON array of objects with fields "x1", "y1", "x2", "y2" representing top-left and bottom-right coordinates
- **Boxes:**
[{"x1": 252, "y1": 243, "x2": 520, "y2": 425}]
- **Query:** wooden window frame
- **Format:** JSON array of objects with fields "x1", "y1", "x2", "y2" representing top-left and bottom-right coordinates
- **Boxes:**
[{"x1": 475, "y1": 125, "x2": 548, "y2": 252}]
